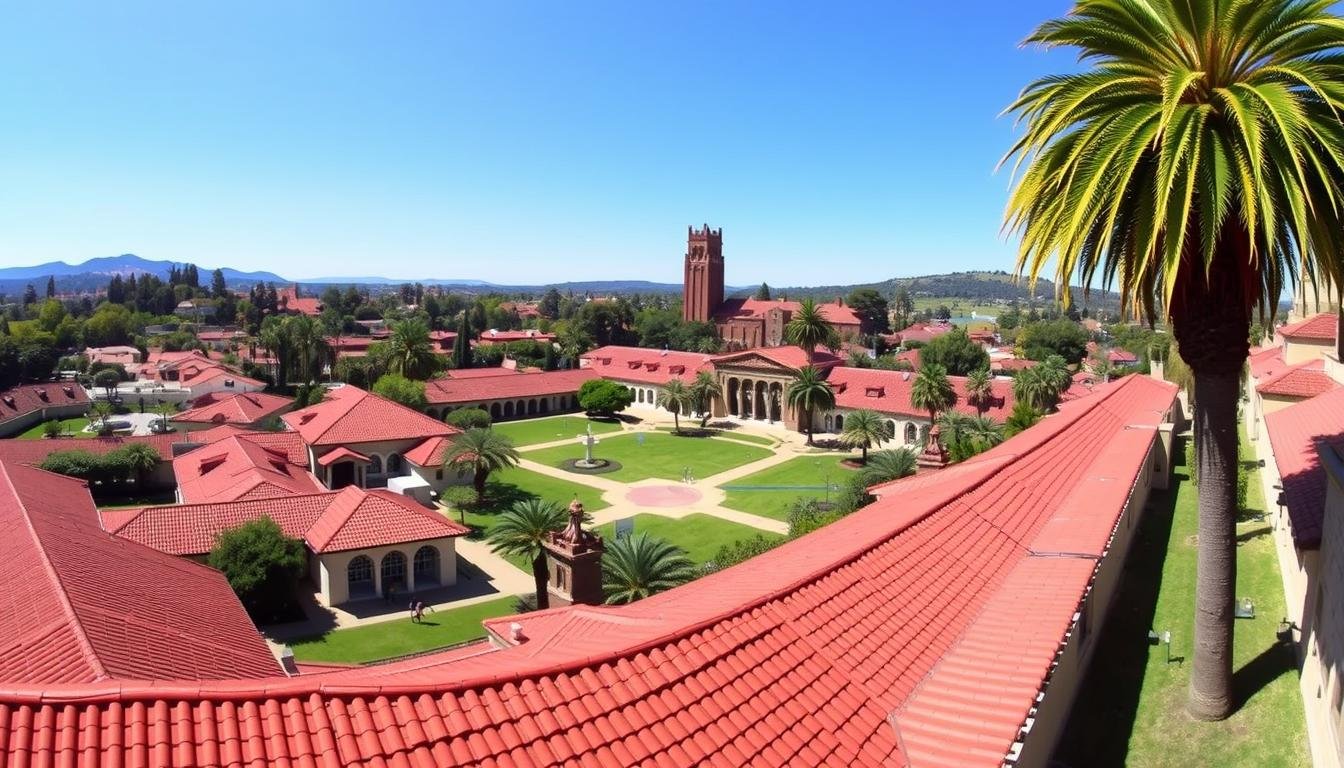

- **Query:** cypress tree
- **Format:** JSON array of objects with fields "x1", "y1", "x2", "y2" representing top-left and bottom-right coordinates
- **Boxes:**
[{"x1": 453, "y1": 313, "x2": 472, "y2": 369}]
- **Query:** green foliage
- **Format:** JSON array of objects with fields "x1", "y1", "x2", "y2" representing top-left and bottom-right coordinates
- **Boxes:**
[
  {"x1": 910, "y1": 363, "x2": 956, "y2": 419},
  {"x1": 1018, "y1": 320, "x2": 1089, "y2": 364},
  {"x1": 859, "y1": 449, "x2": 917, "y2": 486},
  {"x1": 701, "y1": 534, "x2": 778, "y2": 575},
  {"x1": 917, "y1": 326, "x2": 988, "y2": 375},
  {"x1": 601, "y1": 533, "x2": 695, "y2": 605},
  {"x1": 785, "y1": 366, "x2": 835, "y2": 445},
  {"x1": 93, "y1": 368, "x2": 121, "y2": 395},
  {"x1": 754, "y1": 283, "x2": 771, "y2": 301},
  {"x1": 42, "y1": 420, "x2": 63, "y2": 439},
  {"x1": 788, "y1": 497, "x2": 847, "y2": 536},
  {"x1": 39, "y1": 443, "x2": 160, "y2": 489},
  {"x1": 578, "y1": 378, "x2": 635, "y2": 416},
  {"x1": 1003, "y1": 401, "x2": 1043, "y2": 438},
  {"x1": 838, "y1": 408, "x2": 887, "y2": 462},
  {"x1": 845, "y1": 288, "x2": 890, "y2": 335},
  {"x1": 487, "y1": 498, "x2": 569, "y2": 609},
  {"x1": 446, "y1": 428, "x2": 521, "y2": 502},
  {"x1": 386, "y1": 318, "x2": 440, "y2": 380},
  {"x1": 207, "y1": 517, "x2": 307, "y2": 620},
  {"x1": 656, "y1": 379, "x2": 695, "y2": 432},
  {"x1": 445, "y1": 407, "x2": 492, "y2": 430},
  {"x1": 937, "y1": 412, "x2": 1005, "y2": 463},
  {"x1": 689, "y1": 371, "x2": 722, "y2": 427},
  {"x1": 372, "y1": 373, "x2": 427, "y2": 411},
  {"x1": 784, "y1": 298, "x2": 841, "y2": 360}
]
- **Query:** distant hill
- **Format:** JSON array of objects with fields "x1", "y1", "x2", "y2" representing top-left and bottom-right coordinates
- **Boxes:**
[
  {"x1": 0, "y1": 254, "x2": 287, "y2": 295},
  {"x1": 744, "y1": 270, "x2": 1123, "y2": 310}
]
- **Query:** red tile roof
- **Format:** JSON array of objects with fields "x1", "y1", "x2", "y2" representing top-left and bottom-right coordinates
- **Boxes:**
[
  {"x1": 993, "y1": 357, "x2": 1037, "y2": 372},
  {"x1": 477, "y1": 329, "x2": 556, "y2": 344},
  {"x1": 315, "y1": 445, "x2": 371, "y2": 466},
  {"x1": 438, "y1": 367, "x2": 526, "y2": 379},
  {"x1": 173, "y1": 391, "x2": 294, "y2": 425},
  {"x1": 425, "y1": 368, "x2": 598, "y2": 405},
  {"x1": 715, "y1": 297, "x2": 862, "y2": 328},
  {"x1": 0, "y1": 433, "x2": 182, "y2": 466},
  {"x1": 1256, "y1": 359, "x2": 1339, "y2": 399},
  {"x1": 173, "y1": 435, "x2": 324, "y2": 504},
  {"x1": 0, "y1": 381, "x2": 89, "y2": 427},
  {"x1": 1106, "y1": 349, "x2": 1139, "y2": 365},
  {"x1": 1279, "y1": 312, "x2": 1337, "y2": 341},
  {"x1": 403, "y1": 435, "x2": 453, "y2": 467},
  {"x1": 278, "y1": 286, "x2": 323, "y2": 317},
  {"x1": 1249, "y1": 345, "x2": 1286, "y2": 380},
  {"x1": 0, "y1": 462, "x2": 280, "y2": 683},
  {"x1": 581, "y1": 345, "x2": 716, "y2": 385},
  {"x1": 894, "y1": 321, "x2": 956, "y2": 345},
  {"x1": 826, "y1": 366, "x2": 1016, "y2": 420},
  {"x1": 1264, "y1": 386, "x2": 1344, "y2": 548},
  {"x1": 283, "y1": 385, "x2": 456, "y2": 446},
  {"x1": 713, "y1": 345, "x2": 844, "y2": 370},
  {"x1": 0, "y1": 375, "x2": 1177, "y2": 768},
  {"x1": 107, "y1": 486, "x2": 467, "y2": 556}
]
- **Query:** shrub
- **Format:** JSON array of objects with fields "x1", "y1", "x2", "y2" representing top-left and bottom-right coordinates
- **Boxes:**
[
  {"x1": 372, "y1": 373, "x2": 426, "y2": 410},
  {"x1": 446, "y1": 407, "x2": 492, "y2": 430},
  {"x1": 578, "y1": 379, "x2": 634, "y2": 416},
  {"x1": 208, "y1": 517, "x2": 307, "y2": 621},
  {"x1": 700, "y1": 535, "x2": 781, "y2": 576}
]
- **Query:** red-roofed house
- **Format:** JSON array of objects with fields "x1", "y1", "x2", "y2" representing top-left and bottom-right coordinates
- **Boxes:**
[
  {"x1": 278, "y1": 284, "x2": 323, "y2": 317},
  {"x1": 580, "y1": 345, "x2": 717, "y2": 415},
  {"x1": 0, "y1": 461, "x2": 281, "y2": 682},
  {"x1": 173, "y1": 434, "x2": 325, "y2": 504},
  {"x1": 0, "y1": 374, "x2": 1181, "y2": 767},
  {"x1": 713, "y1": 297, "x2": 862, "y2": 350},
  {"x1": 82, "y1": 344, "x2": 142, "y2": 367},
  {"x1": 822, "y1": 366, "x2": 1016, "y2": 445},
  {"x1": 0, "y1": 380, "x2": 90, "y2": 438},
  {"x1": 1279, "y1": 312, "x2": 1338, "y2": 364},
  {"x1": 1256, "y1": 359, "x2": 1339, "y2": 413},
  {"x1": 106, "y1": 485, "x2": 469, "y2": 605},
  {"x1": 476, "y1": 328, "x2": 556, "y2": 345},
  {"x1": 424, "y1": 368, "x2": 598, "y2": 421},
  {"x1": 171, "y1": 391, "x2": 295, "y2": 432},
  {"x1": 136, "y1": 349, "x2": 266, "y2": 399},
  {"x1": 283, "y1": 384, "x2": 459, "y2": 491},
  {"x1": 892, "y1": 320, "x2": 956, "y2": 347}
]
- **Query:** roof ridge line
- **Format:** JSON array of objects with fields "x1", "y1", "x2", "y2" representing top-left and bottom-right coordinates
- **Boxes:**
[{"x1": 0, "y1": 463, "x2": 110, "y2": 681}]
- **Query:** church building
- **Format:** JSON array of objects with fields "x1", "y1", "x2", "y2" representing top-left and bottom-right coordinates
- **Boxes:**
[{"x1": 682, "y1": 224, "x2": 863, "y2": 349}]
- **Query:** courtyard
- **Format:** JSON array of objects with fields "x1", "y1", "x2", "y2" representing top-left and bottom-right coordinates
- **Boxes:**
[{"x1": 279, "y1": 412, "x2": 839, "y2": 663}]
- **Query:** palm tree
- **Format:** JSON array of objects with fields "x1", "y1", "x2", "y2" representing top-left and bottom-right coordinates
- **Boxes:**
[
  {"x1": 1012, "y1": 366, "x2": 1057, "y2": 412},
  {"x1": 285, "y1": 315, "x2": 327, "y2": 383},
  {"x1": 1039, "y1": 355, "x2": 1071, "y2": 399},
  {"x1": 258, "y1": 315, "x2": 291, "y2": 385},
  {"x1": 688, "y1": 371, "x2": 722, "y2": 427},
  {"x1": 656, "y1": 379, "x2": 695, "y2": 434},
  {"x1": 444, "y1": 428, "x2": 520, "y2": 504},
  {"x1": 118, "y1": 442, "x2": 160, "y2": 488},
  {"x1": 838, "y1": 409, "x2": 887, "y2": 463},
  {"x1": 487, "y1": 499, "x2": 567, "y2": 610},
  {"x1": 387, "y1": 318, "x2": 438, "y2": 380},
  {"x1": 785, "y1": 366, "x2": 835, "y2": 446},
  {"x1": 89, "y1": 400, "x2": 116, "y2": 436},
  {"x1": 968, "y1": 415, "x2": 1005, "y2": 450},
  {"x1": 964, "y1": 368, "x2": 995, "y2": 416},
  {"x1": 784, "y1": 298, "x2": 840, "y2": 365},
  {"x1": 935, "y1": 411, "x2": 978, "y2": 453},
  {"x1": 859, "y1": 449, "x2": 917, "y2": 486},
  {"x1": 1002, "y1": 0, "x2": 1344, "y2": 717},
  {"x1": 1004, "y1": 402, "x2": 1043, "y2": 439},
  {"x1": 601, "y1": 533, "x2": 695, "y2": 605},
  {"x1": 910, "y1": 363, "x2": 956, "y2": 425},
  {"x1": 153, "y1": 401, "x2": 177, "y2": 433}
]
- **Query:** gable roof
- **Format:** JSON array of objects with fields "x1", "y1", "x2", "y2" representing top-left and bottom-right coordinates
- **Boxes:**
[
  {"x1": 0, "y1": 462, "x2": 280, "y2": 683},
  {"x1": 173, "y1": 391, "x2": 294, "y2": 425},
  {"x1": 1256, "y1": 359, "x2": 1339, "y2": 399},
  {"x1": 714, "y1": 297, "x2": 862, "y2": 327},
  {"x1": 826, "y1": 366, "x2": 1016, "y2": 421},
  {"x1": 0, "y1": 381, "x2": 89, "y2": 426},
  {"x1": 712, "y1": 345, "x2": 844, "y2": 371},
  {"x1": 580, "y1": 345, "x2": 716, "y2": 385},
  {"x1": 424, "y1": 368, "x2": 598, "y2": 406},
  {"x1": 282, "y1": 385, "x2": 456, "y2": 446},
  {"x1": 403, "y1": 435, "x2": 453, "y2": 467},
  {"x1": 0, "y1": 375, "x2": 1177, "y2": 767},
  {"x1": 1279, "y1": 312, "x2": 1337, "y2": 341},
  {"x1": 1264, "y1": 386, "x2": 1344, "y2": 548},
  {"x1": 106, "y1": 486, "x2": 467, "y2": 556},
  {"x1": 172, "y1": 435, "x2": 324, "y2": 504},
  {"x1": 0, "y1": 433, "x2": 182, "y2": 466}
]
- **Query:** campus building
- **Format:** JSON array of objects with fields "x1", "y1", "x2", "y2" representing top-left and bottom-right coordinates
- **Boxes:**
[
  {"x1": 0, "y1": 373, "x2": 1180, "y2": 766},
  {"x1": 0, "y1": 380, "x2": 90, "y2": 438}
]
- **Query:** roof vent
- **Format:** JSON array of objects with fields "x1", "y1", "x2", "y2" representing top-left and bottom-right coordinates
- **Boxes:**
[
  {"x1": 1, "y1": 395, "x2": 13, "y2": 408},
  {"x1": 669, "y1": 365, "x2": 685, "y2": 375},
  {"x1": 34, "y1": 389, "x2": 48, "y2": 401},
  {"x1": 901, "y1": 371, "x2": 911, "y2": 381},
  {"x1": 62, "y1": 386, "x2": 75, "y2": 398},
  {"x1": 510, "y1": 622, "x2": 526, "y2": 642},
  {"x1": 865, "y1": 386, "x2": 884, "y2": 398}
]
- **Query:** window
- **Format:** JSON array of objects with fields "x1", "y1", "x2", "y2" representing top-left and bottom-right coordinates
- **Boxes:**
[
  {"x1": 413, "y1": 545, "x2": 440, "y2": 585},
  {"x1": 368, "y1": 455, "x2": 383, "y2": 475},
  {"x1": 347, "y1": 555, "x2": 374, "y2": 596},
  {"x1": 904, "y1": 423, "x2": 918, "y2": 445},
  {"x1": 381, "y1": 551, "x2": 407, "y2": 591},
  {"x1": 387, "y1": 453, "x2": 404, "y2": 474}
]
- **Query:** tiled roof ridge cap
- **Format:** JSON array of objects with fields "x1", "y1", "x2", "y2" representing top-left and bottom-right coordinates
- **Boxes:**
[{"x1": 0, "y1": 463, "x2": 110, "y2": 681}]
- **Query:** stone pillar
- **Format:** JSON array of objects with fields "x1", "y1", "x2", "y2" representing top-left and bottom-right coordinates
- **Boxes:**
[
  {"x1": 542, "y1": 500, "x2": 605, "y2": 606},
  {"x1": 406, "y1": 551, "x2": 417, "y2": 593}
]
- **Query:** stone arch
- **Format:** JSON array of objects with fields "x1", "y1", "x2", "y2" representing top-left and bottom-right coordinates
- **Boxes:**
[
  {"x1": 824, "y1": 414, "x2": 833, "y2": 431},
  {"x1": 490, "y1": 402, "x2": 502, "y2": 419},
  {"x1": 528, "y1": 399, "x2": 537, "y2": 415},
  {"x1": 727, "y1": 378, "x2": 740, "y2": 416},
  {"x1": 540, "y1": 397, "x2": 550, "y2": 414},
  {"x1": 741, "y1": 379, "x2": 754, "y2": 419},
  {"x1": 504, "y1": 401, "x2": 515, "y2": 418},
  {"x1": 347, "y1": 555, "x2": 374, "y2": 599},
  {"x1": 768, "y1": 382, "x2": 783, "y2": 422},
  {"x1": 368, "y1": 454, "x2": 383, "y2": 476},
  {"x1": 754, "y1": 381, "x2": 767, "y2": 421},
  {"x1": 413, "y1": 545, "x2": 440, "y2": 587},
  {"x1": 387, "y1": 452, "x2": 404, "y2": 476}
]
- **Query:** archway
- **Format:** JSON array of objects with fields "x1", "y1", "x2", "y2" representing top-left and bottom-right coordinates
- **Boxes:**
[
  {"x1": 741, "y1": 379, "x2": 754, "y2": 419},
  {"x1": 347, "y1": 555, "x2": 374, "y2": 600},
  {"x1": 330, "y1": 462, "x2": 355, "y2": 489},
  {"x1": 504, "y1": 401, "x2": 515, "y2": 418},
  {"x1": 387, "y1": 452, "x2": 404, "y2": 476},
  {"x1": 540, "y1": 398, "x2": 550, "y2": 414},
  {"x1": 381, "y1": 551, "x2": 407, "y2": 594},
  {"x1": 490, "y1": 402, "x2": 502, "y2": 419},
  {"x1": 833, "y1": 413, "x2": 844, "y2": 433},
  {"x1": 528, "y1": 399, "x2": 537, "y2": 415},
  {"x1": 824, "y1": 414, "x2": 833, "y2": 431},
  {"x1": 413, "y1": 545, "x2": 440, "y2": 587},
  {"x1": 727, "y1": 378, "x2": 740, "y2": 416},
  {"x1": 905, "y1": 423, "x2": 918, "y2": 445},
  {"x1": 768, "y1": 383, "x2": 783, "y2": 422},
  {"x1": 754, "y1": 381, "x2": 767, "y2": 421}
]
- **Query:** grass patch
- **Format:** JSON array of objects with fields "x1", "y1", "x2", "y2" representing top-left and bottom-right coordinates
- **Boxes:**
[
  {"x1": 595, "y1": 513, "x2": 781, "y2": 565},
  {"x1": 496, "y1": 415, "x2": 622, "y2": 447},
  {"x1": 526, "y1": 432, "x2": 772, "y2": 482},
  {"x1": 719, "y1": 454, "x2": 858, "y2": 521},
  {"x1": 1053, "y1": 430, "x2": 1308, "y2": 767},
  {"x1": 16, "y1": 417, "x2": 92, "y2": 439},
  {"x1": 654, "y1": 426, "x2": 776, "y2": 446},
  {"x1": 288, "y1": 596, "x2": 516, "y2": 664}
]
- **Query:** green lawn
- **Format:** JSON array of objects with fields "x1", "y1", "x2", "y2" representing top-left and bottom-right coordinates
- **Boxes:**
[
  {"x1": 1053, "y1": 431, "x2": 1308, "y2": 767},
  {"x1": 525, "y1": 432, "x2": 772, "y2": 482},
  {"x1": 719, "y1": 454, "x2": 858, "y2": 521},
  {"x1": 596, "y1": 513, "x2": 781, "y2": 565},
  {"x1": 654, "y1": 426, "x2": 776, "y2": 446},
  {"x1": 16, "y1": 416, "x2": 92, "y2": 439},
  {"x1": 496, "y1": 415, "x2": 623, "y2": 447},
  {"x1": 288, "y1": 596, "x2": 516, "y2": 664}
]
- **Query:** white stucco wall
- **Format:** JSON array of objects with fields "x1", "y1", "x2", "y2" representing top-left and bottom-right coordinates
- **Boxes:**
[{"x1": 318, "y1": 538, "x2": 458, "y2": 606}]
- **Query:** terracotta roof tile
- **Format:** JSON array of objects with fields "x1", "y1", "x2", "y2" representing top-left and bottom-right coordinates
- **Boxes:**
[
  {"x1": 425, "y1": 369, "x2": 597, "y2": 406},
  {"x1": 304, "y1": 487, "x2": 468, "y2": 553},
  {"x1": 283, "y1": 386, "x2": 455, "y2": 446},
  {"x1": 1279, "y1": 312, "x2": 1337, "y2": 341},
  {"x1": 0, "y1": 381, "x2": 90, "y2": 429},
  {"x1": 1264, "y1": 386, "x2": 1344, "y2": 548},
  {"x1": 580, "y1": 346, "x2": 715, "y2": 386},
  {"x1": 712, "y1": 345, "x2": 843, "y2": 371},
  {"x1": 1256, "y1": 359, "x2": 1338, "y2": 399},
  {"x1": 173, "y1": 392, "x2": 294, "y2": 426},
  {"x1": 173, "y1": 435, "x2": 324, "y2": 504},
  {"x1": 0, "y1": 462, "x2": 280, "y2": 683},
  {"x1": 714, "y1": 298, "x2": 861, "y2": 328},
  {"x1": 826, "y1": 366, "x2": 1015, "y2": 421}
]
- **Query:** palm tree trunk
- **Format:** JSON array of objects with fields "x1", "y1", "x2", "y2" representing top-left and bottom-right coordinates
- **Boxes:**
[
  {"x1": 1188, "y1": 370, "x2": 1239, "y2": 720},
  {"x1": 673, "y1": 411, "x2": 679, "y2": 434},
  {"x1": 531, "y1": 553, "x2": 550, "y2": 610},
  {"x1": 474, "y1": 468, "x2": 487, "y2": 504},
  {"x1": 804, "y1": 406, "x2": 813, "y2": 446}
]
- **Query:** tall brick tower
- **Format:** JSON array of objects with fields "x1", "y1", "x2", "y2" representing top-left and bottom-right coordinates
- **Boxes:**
[{"x1": 682, "y1": 224, "x2": 724, "y2": 322}]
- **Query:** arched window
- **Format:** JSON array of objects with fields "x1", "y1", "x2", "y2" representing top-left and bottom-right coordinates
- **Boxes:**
[
  {"x1": 387, "y1": 453, "x2": 404, "y2": 474},
  {"x1": 414, "y1": 545, "x2": 440, "y2": 586},
  {"x1": 637, "y1": 389, "x2": 644, "y2": 403},
  {"x1": 904, "y1": 423, "x2": 918, "y2": 445},
  {"x1": 887, "y1": 420, "x2": 897, "y2": 440},
  {"x1": 490, "y1": 402, "x2": 502, "y2": 419},
  {"x1": 348, "y1": 555, "x2": 374, "y2": 598},
  {"x1": 381, "y1": 551, "x2": 407, "y2": 592},
  {"x1": 824, "y1": 414, "x2": 833, "y2": 431},
  {"x1": 504, "y1": 401, "x2": 515, "y2": 417},
  {"x1": 834, "y1": 414, "x2": 844, "y2": 432},
  {"x1": 368, "y1": 455, "x2": 383, "y2": 475}
]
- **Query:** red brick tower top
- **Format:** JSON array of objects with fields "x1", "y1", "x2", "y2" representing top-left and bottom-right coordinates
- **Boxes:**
[{"x1": 683, "y1": 224, "x2": 724, "y2": 323}]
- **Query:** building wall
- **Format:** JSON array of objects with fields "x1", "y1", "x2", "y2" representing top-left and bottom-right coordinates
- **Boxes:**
[
  {"x1": 318, "y1": 538, "x2": 458, "y2": 605},
  {"x1": 1286, "y1": 337, "x2": 1336, "y2": 365},
  {"x1": 0, "y1": 402, "x2": 88, "y2": 438},
  {"x1": 408, "y1": 463, "x2": 471, "y2": 495},
  {"x1": 429, "y1": 393, "x2": 579, "y2": 422},
  {"x1": 1024, "y1": 433, "x2": 1161, "y2": 767},
  {"x1": 311, "y1": 438, "x2": 425, "y2": 489},
  {"x1": 1299, "y1": 444, "x2": 1344, "y2": 767},
  {"x1": 1262, "y1": 393, "x2": 1310, "y2": 415}
]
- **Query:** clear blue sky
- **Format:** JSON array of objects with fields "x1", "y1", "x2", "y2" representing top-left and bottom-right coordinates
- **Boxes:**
[{"x1": 0, "y1": 1, "x2": 1080, "y2": 285}]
